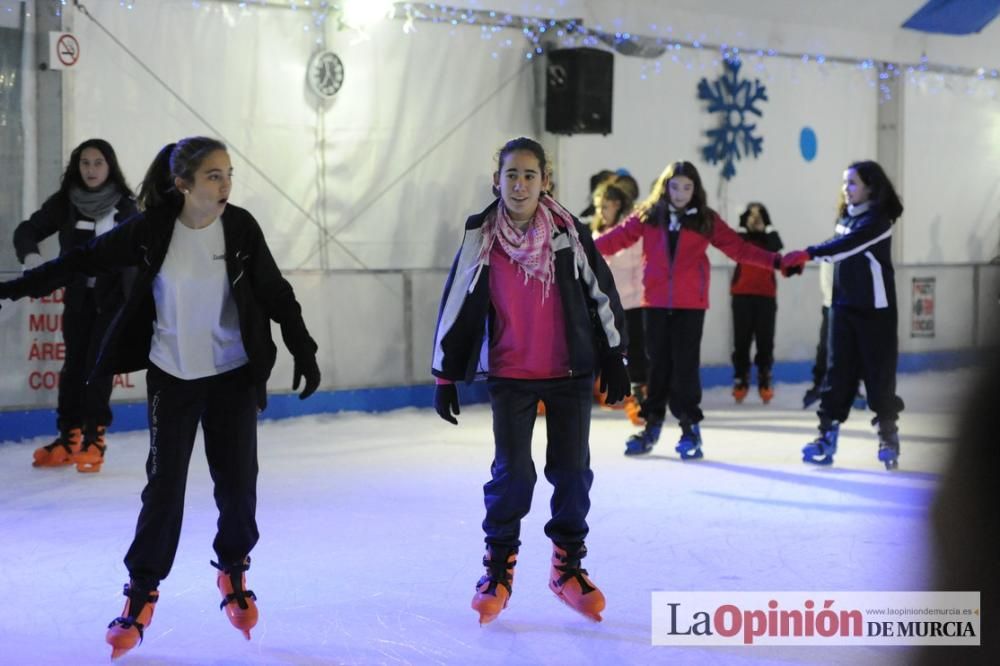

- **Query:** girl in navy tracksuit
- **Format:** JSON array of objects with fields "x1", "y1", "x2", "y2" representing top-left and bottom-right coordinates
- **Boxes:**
[
  {"x1": 13, "y1": 138, "x2": 137, "y2": 471},
  {"x1": 729, "y1": 202, "x2": 783, "y2": 404},
  {"x1": 431, "y1": 137, "x2": 629, "y2": 625},
  {"x1": 594, "y1": 161, "x2": 783, "y2": 459},
  {"x1": 782, "y1": 160, "x2": 905, "y2": 469}
]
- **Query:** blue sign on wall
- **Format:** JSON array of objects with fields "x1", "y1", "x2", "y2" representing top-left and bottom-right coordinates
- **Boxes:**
[{"x1": 799, "y1": 127, "x2": 818, "y2": 161}]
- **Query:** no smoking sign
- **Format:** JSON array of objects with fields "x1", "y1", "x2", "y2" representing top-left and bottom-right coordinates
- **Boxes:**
[{"x1": 47, "y1": 31, "x2": 80, "y2": 70}]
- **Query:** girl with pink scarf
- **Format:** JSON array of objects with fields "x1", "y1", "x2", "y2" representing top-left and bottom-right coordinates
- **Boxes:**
[{"x1": 431, "y1": 137, "x2": 630, "y2": 626}]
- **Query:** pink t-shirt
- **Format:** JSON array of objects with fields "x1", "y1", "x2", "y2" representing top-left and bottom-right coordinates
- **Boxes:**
[{"x1": 487, "y1": 243, "x2": 571, "y2": 379}]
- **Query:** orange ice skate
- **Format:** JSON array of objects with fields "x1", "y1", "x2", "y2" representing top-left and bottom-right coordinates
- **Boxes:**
[
  {"x1": 32, "y1": 427, "x2": 82, "y2": 467},
  {"x1": 106, "y1": 582, "x2": 158, "y2": 660},
  {"x1": 73, "y1": 425, "x2": 107, "y2": 473},
  {"x1": 471, "y1": 545, "x2": 517, "y2": 626},
  {"x1": 213, "y1": 558, "x2": 258, "y2": 640},
  {"x1": 549, "y1": 542, "x2": 605, "y2": 622},
  {"x1": 758, "y1": 370, "x2": 774, "y2": 404},
  {"x1": 622, "y1": 395, "x2": 644, "y2": 426},
  {"x1": 732, "y1": 378, "x2": 749, "y2": 404}
]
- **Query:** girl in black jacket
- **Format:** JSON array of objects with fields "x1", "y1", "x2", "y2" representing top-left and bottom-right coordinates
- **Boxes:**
[
  {"x1": 0, "y1": 136, "x2": 321, "y2": 657},
  {"x1": 782, "y1": 160, "x2": 905, "y2": 470},
  {"x1": 13, "y1": 138, "x2": 137, "y2": 471}
]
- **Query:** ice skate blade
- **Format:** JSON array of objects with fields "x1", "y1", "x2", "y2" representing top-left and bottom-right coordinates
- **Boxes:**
[
  {"x1": 624, "y1": 438, "x2": 655, "y2": 456},
  {"x1": 472, "y1": 589, "x2": 509, "y2": 627},
  {"x1": 241, "y1": 629, "x2": 251, "y2": 640},
  {"x1": 802, "y1": 455, "x2": 834, "y2": 465},
  {"x1": 477, "y1": 612, "x2": 499, "y2": 626},
  {"x1": 31, "y1": 458, "x2": 73, "y2": 468},
  {"x1": 550, "y1": 589, "x2": 603, "y2": 623},
  {"x1": 880, "y1": 455, "x2": 899, "y2": 471},
  {"x1": 76, "y1": 462, "x2": 102, "y2": 473},
  {"x1": 677, "y1": 448, "x2": 704, "y2": 460},
  {"x1": 110, "y1": 647, "x2": 129, "y2": 660}
]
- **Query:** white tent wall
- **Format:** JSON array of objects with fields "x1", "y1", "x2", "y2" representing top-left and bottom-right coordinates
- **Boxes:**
[
  {"x1": 60, "y1": 1, "x2": 1000, "y2": 271},
  {"x1": 51, "y1": 0, "x2": 1000, "y2": 270},
  {"x1": 902, "y1": 78, "x2": 1000, "y2": 263},
  {"x1": 65, "y1": 0, "x2": 536, "y2": 271}
]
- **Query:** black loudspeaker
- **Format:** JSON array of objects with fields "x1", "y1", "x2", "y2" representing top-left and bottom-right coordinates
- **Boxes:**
[{"x1": 545, "y1": 47, "x2": 614, "y2": 135}]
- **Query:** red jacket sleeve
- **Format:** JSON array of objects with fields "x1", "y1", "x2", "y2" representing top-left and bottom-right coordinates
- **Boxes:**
[
  {"x1": 593, "y1": 213, "x2": 644, "y2": 256},
  {"x1": 709, "y1": 214, "x2": 778, "y2": 269}
]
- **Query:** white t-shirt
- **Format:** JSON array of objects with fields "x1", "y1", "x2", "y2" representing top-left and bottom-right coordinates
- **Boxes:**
[{"x1": 148, "y1": 218, "x2": 249, "y2": 380}]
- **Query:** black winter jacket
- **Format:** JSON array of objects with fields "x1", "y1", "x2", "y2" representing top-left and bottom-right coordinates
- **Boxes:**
[
  {"x1": 13, "y1": 191, "x2": 137, "y2": 312},
  {"x1": 431, "y1": 200, "x2": 627, "y2": 383},
  {"x1": 3, "y1": 203, "x2": 317, "y2": 405}
]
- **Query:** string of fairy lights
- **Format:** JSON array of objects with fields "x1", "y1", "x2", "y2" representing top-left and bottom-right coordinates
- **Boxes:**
[{"x1": 57, "y1": 0, "x2": 1000, "y2": 101}]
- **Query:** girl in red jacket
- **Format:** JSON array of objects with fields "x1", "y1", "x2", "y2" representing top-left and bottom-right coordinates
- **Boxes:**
[
  {"x1": 594, "y1": 161, "x2": 782, "y2": 459},
  {"x1": 730, "y1": 202, "x2": 783, "y2": 404}
]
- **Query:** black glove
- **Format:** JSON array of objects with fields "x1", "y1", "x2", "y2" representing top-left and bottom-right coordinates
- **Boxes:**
[
  {"x1": 292, "y1": 355, "x2": 320, "y2": 400},
  {"x1": 434, "y1": 383, "x2": 460, "y2": 425},
  {"x1": 599, "y1": 354, "x2": 631, "y2": 405},
  {"x1": 0, "y1": 280, "x2": 11, "y2": 301}
]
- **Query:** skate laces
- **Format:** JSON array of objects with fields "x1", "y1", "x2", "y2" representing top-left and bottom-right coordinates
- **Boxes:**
[
  {"x1": 815, "y1": 428, "x2": 837, "y2": 453},
  {"x1": 212, "y1": 559, "x2": 257, "y2": 610},
  {"x1": 81, "y1": 439, "x2": 107, "y2": 455},
  {"x1": 640, "y1": 421, "x2": 662, "y2": 441},
  {"x1": 42, "y1": 435, "x2": 76, "y2": 454},
  {"x1": 553, "y1": 545, "x2": 596, "y2": 594},
  {"x1": 680, "y1": 422, "x2": 700, "y2": 441},
  {"x1": 42, "y1": 441, "x2": 72, "y2": 454},
  {"x1": 477, "y1": 549, "x2": 516, "y2": 596},
  {"x1": 108, "y1": 584, "x2": 158, "y2": 639}
]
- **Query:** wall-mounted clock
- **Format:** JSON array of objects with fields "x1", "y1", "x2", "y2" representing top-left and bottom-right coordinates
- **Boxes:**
[{"x1": 307, "y1": 50, "x2": 345, "y2": 98}]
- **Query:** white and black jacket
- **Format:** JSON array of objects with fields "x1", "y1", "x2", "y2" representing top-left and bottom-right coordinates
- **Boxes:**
[
  {"x1": 807, "y1": 205, "x2": 896, "y2": 311},
  {"x1": 4, "y1": 203, "x2": 317, "y2": 407},
  {"x1": 13, "y1": 191, "x2": 137, "y2": 312},
  {"x1": 431, "y1": 200, "x2": 628, "y2": 383}
]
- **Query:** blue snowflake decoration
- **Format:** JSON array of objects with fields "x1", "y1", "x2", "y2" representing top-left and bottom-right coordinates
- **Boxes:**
[{"x1": 697, "y1": 58, "x2": 768, "y2": 180}]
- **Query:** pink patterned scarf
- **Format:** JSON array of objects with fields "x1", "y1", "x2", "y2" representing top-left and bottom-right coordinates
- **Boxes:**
[{"x1": 477, "y1": 194, "x2": 584, "y2": 299}]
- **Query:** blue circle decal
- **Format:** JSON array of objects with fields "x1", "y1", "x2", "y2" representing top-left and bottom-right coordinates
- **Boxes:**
[{"x1": 800, "y1": 127, "x2": 817, "y2": 161}]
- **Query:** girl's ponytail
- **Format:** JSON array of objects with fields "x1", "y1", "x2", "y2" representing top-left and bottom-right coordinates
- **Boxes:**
[{"x1": 136, "y1": 143, "x2": 181, "y2": 211}]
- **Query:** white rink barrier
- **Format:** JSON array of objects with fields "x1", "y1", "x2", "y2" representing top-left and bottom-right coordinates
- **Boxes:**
[{"x1": 0, "y1": 263, "x2": 996, "y2": 412}]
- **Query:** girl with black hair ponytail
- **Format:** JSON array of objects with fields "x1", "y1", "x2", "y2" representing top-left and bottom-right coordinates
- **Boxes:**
[
  {"x1": 136, "y1": 142, "x2": 182, "y2": 211},
  {"x1": 0, "y1": 136, "x2": 322, "y2": 657}
]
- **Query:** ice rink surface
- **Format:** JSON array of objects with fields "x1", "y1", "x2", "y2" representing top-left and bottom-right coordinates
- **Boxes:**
[{"x1": 0, "y1": 371, "x2": 970, "y2": 665}]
